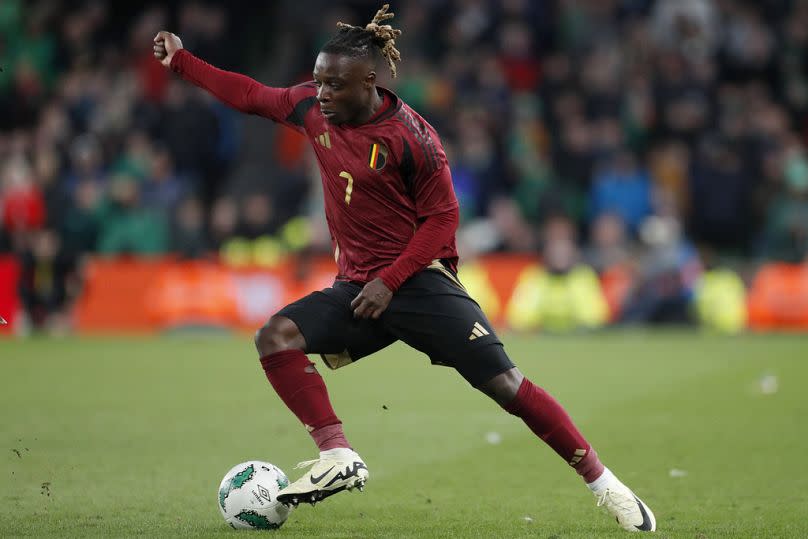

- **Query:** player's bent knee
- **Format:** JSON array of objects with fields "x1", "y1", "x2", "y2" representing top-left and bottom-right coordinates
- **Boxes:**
[
  {"x1": 453, "y1": 343, "x2": 517, "y2": 402},
  {"x1": 254, "y1": 315, "x2": 306, "y2": 356},
  {"x1": 477, "y1": 367, "x2": 524, "y2": 407}
]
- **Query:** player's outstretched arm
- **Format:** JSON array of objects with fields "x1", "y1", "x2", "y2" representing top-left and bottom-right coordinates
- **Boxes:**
[{"x1": 152, "y1": 31, "x2": 299, "y2": 123}]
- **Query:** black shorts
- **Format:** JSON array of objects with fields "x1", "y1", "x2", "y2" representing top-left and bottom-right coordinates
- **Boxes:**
[{"x1": 277, "y1": 263, "x2": 514, "y2": 387}]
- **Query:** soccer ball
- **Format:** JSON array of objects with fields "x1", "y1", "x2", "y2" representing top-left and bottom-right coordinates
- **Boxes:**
[{"x1": 217, "y1": 461, "x2": 293, "y2": 530}]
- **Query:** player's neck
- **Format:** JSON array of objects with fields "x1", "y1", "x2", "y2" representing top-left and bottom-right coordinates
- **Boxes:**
[{"x1": 351, "y1": 89, "x2": 384, "y2": 126}]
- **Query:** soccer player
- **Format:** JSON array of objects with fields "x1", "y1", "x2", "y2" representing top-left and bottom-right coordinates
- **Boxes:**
[{"x1": 154, "y1": 5, "x2": 656, "y2": 532}]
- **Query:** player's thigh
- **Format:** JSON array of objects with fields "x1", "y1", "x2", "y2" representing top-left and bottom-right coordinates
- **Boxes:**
[
  {"x1": 382, "y1": 269, "x2": 514, "y2": 387},
  {"x1": 277, "y1": 281, "x2": 396, "y2": 369}
]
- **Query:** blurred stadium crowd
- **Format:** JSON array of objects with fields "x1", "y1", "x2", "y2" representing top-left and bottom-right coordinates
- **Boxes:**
[{"x1": 2, "y1": 0, "x2": 808, "y2": 333}]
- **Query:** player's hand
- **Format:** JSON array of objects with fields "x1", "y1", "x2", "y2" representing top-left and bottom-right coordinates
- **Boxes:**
[
  {"x1": 153, "y1": 31, "x2": 183, "y2": 67},
  {"x1": 351, "y1": 278, "x2": 393, "y2": 320}
]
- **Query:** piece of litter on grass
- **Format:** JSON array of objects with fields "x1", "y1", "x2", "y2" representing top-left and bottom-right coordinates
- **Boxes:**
[
  {"x1": 523, "y1": 516, "x2": 534, "y2": 523},
  {"x1": 485, "y1": 431, "x2": 502, "y2": 444},
  {"x1": 759, "y1": 374, "x2": 778, "y2": 395},
  {"x1": 669, "y1": 468, "x2": 688, "y2": 478}
]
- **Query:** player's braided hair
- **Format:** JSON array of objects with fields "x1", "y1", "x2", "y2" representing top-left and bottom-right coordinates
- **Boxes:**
[{"x1": 321, "y1": 4, "x2": 402, "y2": 78}]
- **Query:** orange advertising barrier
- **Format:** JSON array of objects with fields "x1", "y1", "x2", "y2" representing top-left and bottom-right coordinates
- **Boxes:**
[
  {"x1": 70, "y1": 255, "x2": 808, "y2": 334},
  {"x1": 76, "y1": 257, "x2": 166, "y2": 332},
  {"x1": 0, "y1": 256, "x2": 21, "y2": 334},
  {"x1": 74, "y1": 256, "x2": 338, "y2": 333},
  {"x1": 73, "y1": 255, "x2": 538, "y2": 333},
  {"x1": 747, "y1": 263, "x2": 808, "y2": 330},
  {"x1": 599, "y1": 265, "x2": 634, "y2": 322}
]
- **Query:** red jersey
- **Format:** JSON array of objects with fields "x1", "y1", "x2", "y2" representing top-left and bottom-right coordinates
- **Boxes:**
[{"x1": 171, "y1": 50, "x2": 459, "y2": 286}]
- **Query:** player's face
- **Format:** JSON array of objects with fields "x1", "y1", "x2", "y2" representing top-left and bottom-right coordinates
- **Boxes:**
[{"x1": 313, "y1": 52, "x2": 375, "y2": 125}]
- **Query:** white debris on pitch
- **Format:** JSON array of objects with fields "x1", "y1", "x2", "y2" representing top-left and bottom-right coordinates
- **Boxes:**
[
  {"x1": 759, "y1": 374, "x2": 779, "y2": 395},
  {"x1": 485, "y1": 431, "x2": 502, "y2": 445},
  {"x1": 669, "y1": 468, "x2": 688, "y2": 478}
]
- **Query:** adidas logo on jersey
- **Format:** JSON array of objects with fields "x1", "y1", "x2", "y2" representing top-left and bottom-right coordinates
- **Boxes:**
[
  {"x1": 468, "y1": 321, "x2": 490, "y2": 340},
  {"x1": 317, "y1": 131, "x2": 332, "y2": 149}
]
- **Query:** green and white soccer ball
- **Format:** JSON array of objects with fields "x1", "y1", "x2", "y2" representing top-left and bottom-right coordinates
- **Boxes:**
[{"x1": 217, "y1": 461, "x2": 293, "y2": 530}]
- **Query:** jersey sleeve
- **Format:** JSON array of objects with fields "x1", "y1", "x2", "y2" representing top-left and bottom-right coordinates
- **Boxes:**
[
  {"x1": 397, "y1": 113, "x2": 459, "y2": 218},
  {"x1": 377, "y1": 205, "x2": 459, "y2": 292},
  {"x1": 170, "y1": 49, "x2": 316, "y2": 132},
  {"x1": 412, "y1": 160, "x2": 458, "y2": 218},
  {"x1": 375, "y1": 120, "x2": 460, "y2": 291}
]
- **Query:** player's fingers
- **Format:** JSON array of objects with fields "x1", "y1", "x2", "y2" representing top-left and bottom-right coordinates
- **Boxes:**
[
  {"x1": 358, "y1": 300, "x2": 376, "y2": 319},
  {"x1": 352, "y1": 297, "x2": 367, "y2": 318},
  {"x1": 154, "y1": 31, "x2": 170, "y2": 43}
]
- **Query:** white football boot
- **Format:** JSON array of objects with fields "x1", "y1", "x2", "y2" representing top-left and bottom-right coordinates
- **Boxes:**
[
  {"x1": 594, "y1": 479, "x2": 656, "y2": 532},
  {"x1": 276, "y1": 448, "x2": 369, "y2": 507}
]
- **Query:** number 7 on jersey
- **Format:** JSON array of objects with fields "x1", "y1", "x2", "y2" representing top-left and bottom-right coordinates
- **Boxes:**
[{"x1": 339, "y1": 171, "x2": 353, "y2": 205}]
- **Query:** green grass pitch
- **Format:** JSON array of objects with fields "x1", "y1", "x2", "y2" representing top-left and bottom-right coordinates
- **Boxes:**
[{"x1": 1, "y1": 332, "x2": 807, "y2": 538}]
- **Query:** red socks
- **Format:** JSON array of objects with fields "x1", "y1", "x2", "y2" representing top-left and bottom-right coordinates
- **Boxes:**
[
  {"x1": 505, "y1": 378, "x2": 604, "y2": 483},
  {"x1": 260, "y1": 351, "x2": 602, "y2": 482},
  {"x1": 259, "y1": 350, "x2": 350, "y2": 451},
  {"x1": 309, "y1": 423, "x2": 350, "y2": 451}
]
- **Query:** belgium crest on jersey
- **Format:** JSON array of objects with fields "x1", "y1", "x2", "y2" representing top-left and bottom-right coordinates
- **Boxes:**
[{"x1": 368, "y1": 142, "x2": 389, "y2": 171}]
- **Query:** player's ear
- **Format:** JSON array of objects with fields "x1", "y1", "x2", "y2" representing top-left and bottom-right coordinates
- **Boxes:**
[{"x1": 364, "y1": 71, "x2": 376, "y2": 88}]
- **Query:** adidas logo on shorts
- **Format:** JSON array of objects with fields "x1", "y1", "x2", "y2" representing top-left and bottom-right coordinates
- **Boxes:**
[{"x1": 468, "y1": 321, "x2": 490, "y2": 341}]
